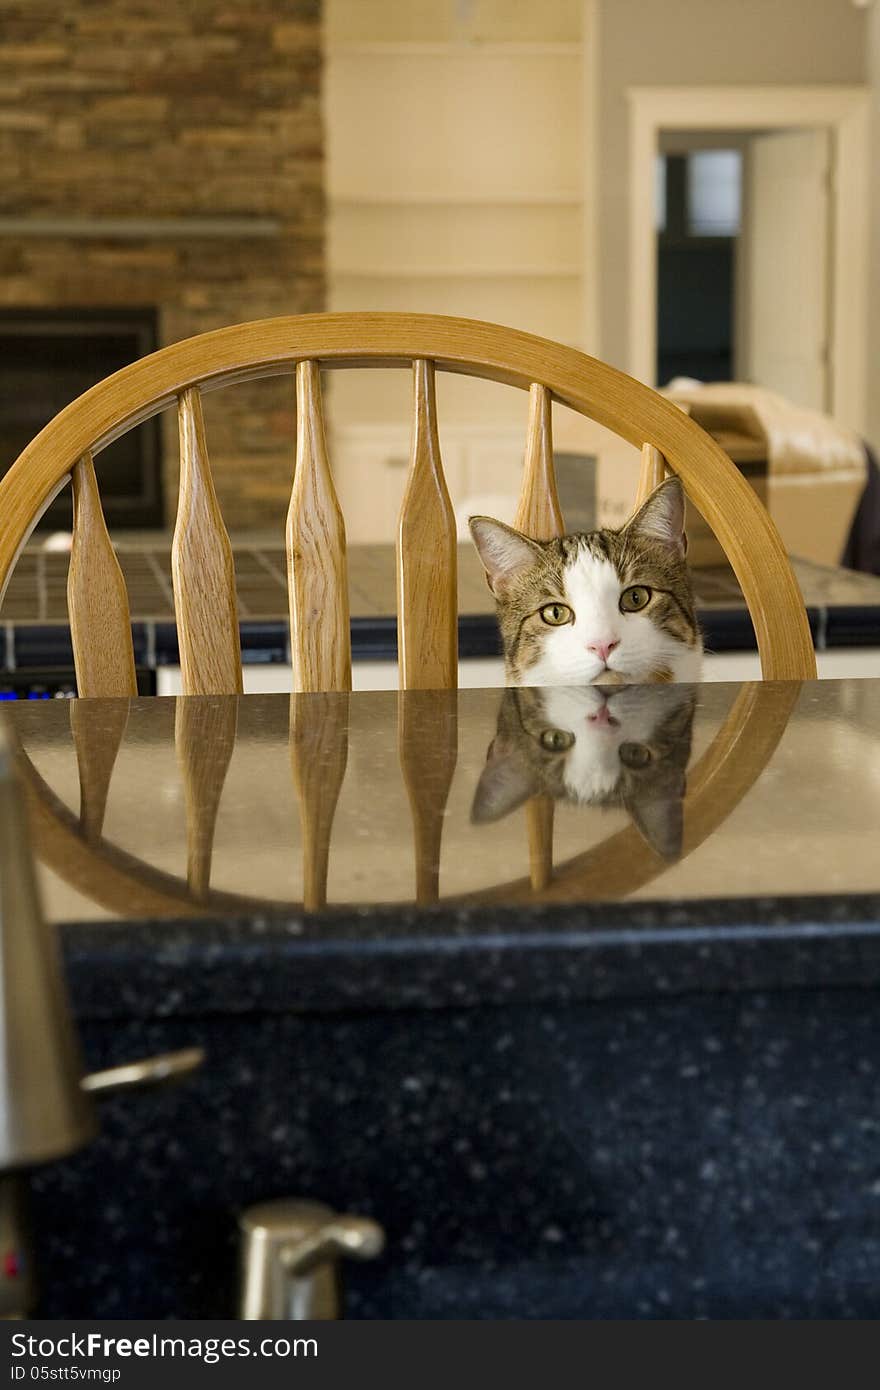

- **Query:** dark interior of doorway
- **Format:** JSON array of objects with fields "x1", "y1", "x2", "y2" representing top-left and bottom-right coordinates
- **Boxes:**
[{"x1": 656, "y1": 154, "x2": 735, "y2": 387}]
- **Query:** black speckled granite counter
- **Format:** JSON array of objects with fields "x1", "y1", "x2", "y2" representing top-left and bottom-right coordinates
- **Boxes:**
[
  {"x1": 33, "y1": 984, "x2": 880, "y2": 1318},
  {"x1": 7, "y1": 679, "x2": 880, "y2": 1318},
  {"x1": 57, "y1": 894, "x2": 880, "y2": 1022}
]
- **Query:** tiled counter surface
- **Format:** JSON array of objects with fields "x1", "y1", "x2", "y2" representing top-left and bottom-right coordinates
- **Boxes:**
[{"x1": 3, "y1": 540, "x2": 880, "y2": 671}]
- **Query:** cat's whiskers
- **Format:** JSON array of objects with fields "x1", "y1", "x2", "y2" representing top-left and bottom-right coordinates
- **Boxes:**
[{"x1": 469, "y1": 476, "x2": 702, "y2": 690}]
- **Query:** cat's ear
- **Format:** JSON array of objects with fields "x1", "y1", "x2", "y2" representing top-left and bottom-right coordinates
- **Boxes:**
[
  {"x1": 471, "y1": 738, "x2": 537, "y2": 824},
  {"x1": 624, "y1": 476, "x2": 687, "y2": 556},
  {"x1": 624, "y1": 787, "x2": 684, "y2": 860},
  {"x1": 468, "y1": 516, "x2": 543, "y2": 597},
  {"x1": 660, "y1": 689, "x2": 697, "y2": 744}
]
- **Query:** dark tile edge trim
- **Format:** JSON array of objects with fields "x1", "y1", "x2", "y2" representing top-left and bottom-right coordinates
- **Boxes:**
[{"x1": 6, "y1": 603, "x2": 880, "y2": 671}]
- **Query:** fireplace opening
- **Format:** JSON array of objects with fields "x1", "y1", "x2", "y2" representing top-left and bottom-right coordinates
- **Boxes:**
[{"x1": 0, "y1": 308, "x2": 164, "y2": 531}]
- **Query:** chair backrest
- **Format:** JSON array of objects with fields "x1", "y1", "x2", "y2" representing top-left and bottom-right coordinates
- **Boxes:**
[{"x1": 0, "y1": 312, "x2": 817, "y2": 695}]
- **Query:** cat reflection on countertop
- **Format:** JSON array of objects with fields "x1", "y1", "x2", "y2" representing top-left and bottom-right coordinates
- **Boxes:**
[
  {"x1": 469, "y1": 477, "x2": 702, "y2": 688},
  {"x1": 472, "y1": 683, "x2": 696, "y2": 861}
]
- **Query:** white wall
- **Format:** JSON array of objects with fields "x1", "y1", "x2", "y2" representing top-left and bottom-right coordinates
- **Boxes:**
[
  {"x1": 323, "y1": 0, "x2": 588, "y2": 540},
  {"x1": 323, "y1": 0, "x2": 876, "y2": 541},
  {"x1": 596, "y1": 0, "x2": 868, "y2": 374}
]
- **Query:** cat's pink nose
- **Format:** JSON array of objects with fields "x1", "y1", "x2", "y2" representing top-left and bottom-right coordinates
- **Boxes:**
[{"x1": 587, "y1": 639, "x2": 619, "y2": 664}]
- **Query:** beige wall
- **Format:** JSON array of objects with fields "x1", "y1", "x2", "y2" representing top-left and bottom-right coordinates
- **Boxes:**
[
  {"x1": 324, "y1": 0, "x2": 876, "y2": 542},
  {"x1": 323, "y1": 0, "x2": 588, "y2": 540},
  {"x1": 326, "y1": 0, "x2": 583, "y2": 43},
  {"x1": 597, "y1": 0, "x2": 868, "y2": 373}
]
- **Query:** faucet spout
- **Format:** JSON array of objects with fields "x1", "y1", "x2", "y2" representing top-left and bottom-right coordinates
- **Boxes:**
[{"x1": 0, "y1": 722, "x2": 97, "y2": 1171}]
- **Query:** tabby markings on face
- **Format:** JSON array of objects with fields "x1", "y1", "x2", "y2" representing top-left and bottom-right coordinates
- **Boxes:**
[
  {"x1": 469, "y1": 477, "x2": 702, "y2": 687},
  {"x1": 471, "y1": 682, "x2": 696, "y2": 860}
]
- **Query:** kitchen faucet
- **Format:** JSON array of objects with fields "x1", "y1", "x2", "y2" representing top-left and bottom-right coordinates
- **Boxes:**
[{"x1": 0, "y1": 720, "x2": 203, "y2": 1317}]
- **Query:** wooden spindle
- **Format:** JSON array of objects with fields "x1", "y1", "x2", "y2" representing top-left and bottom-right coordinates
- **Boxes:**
[
  {"x1": 514, "y1": 383, "x2": 565, "y2": 539},
  {"x1": 398, "y1": 689, "x2": 458, "y2": 904},
  {"x1": 68, "y1": 453, "x2": 137, "y2": 698},
  {"x1": 515, "y1": 384, "x2": 564, "y2": 892},
  {"x1": 71, "y1": 697, "x2": 130, "y2": 842},
  {"x1": 397, "y1": 359, "x2": 458, "y2": 690},
  {"x1": 172, "y1": 388, "x2": 243, "y2": 696},
  {"x1": 524, "y1": 795, "x2": 555, "y2": 894},
  {"x1": 287, "y1": 361, "x2": 351, "y2": 694},
  {"x1": 633, "y1": 442, "x2": 667, "y2": 513},
  {"x1": 175, "y1": 695, "x2": 238, "y2": 900},
  {"x1": 290, "y1": 691, "x2": 349, "y2": 912}
]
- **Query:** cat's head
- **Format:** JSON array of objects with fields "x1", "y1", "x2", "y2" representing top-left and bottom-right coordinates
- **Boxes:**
[
  {"x1": 471, "y1": 682, "x2": 696, "y2": 860},
  {"x1": 469, "y1": 478, "x2": 700, "y2": 686}
]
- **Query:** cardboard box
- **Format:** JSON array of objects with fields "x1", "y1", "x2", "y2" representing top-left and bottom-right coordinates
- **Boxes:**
[{"x1": 591, "y1": 390, "x2": 866, "y2": 569}]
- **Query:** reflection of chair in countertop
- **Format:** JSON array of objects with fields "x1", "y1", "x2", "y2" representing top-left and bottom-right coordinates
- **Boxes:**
[
  {"x1": 14, "y1": 681, "x2": 800, "y2": 910},
  {"x1": 0, "y1": 313, "x2": 816, "y2": 912}
]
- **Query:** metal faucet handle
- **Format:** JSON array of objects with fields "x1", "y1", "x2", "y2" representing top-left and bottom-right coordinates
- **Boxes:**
[
  {"x1": 81, "y1": 1047, "x2": 205, "y2": 1097},
  {"x1": 281, "y1": 1214, "x2": 385, "y2": 1277},
  {"x1": 239, "y1": 1199, "x2": 385, "y2": 1320}
]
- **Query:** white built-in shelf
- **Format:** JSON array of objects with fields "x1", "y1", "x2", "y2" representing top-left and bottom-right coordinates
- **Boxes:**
[
  {"x1": 330, "y1": 192, "x2": 582, "y2": 207},
  {"x1": 326, "y1": 42, "x2": 582, "y2": 57},
  {"x1": 332, "y1": 266, "x2": 582, "y2": 279}
]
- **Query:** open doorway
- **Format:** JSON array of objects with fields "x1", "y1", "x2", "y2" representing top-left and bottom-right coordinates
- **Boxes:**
[
  {"x1": 628, "y1": 86, "x2": 869, "y2": 432},
  {"x1": 655, "y1": 133, "x2": 742, "y2": 388},
  {"x1": 655, "y1": 127, "x2": 832, "y2": 412}
]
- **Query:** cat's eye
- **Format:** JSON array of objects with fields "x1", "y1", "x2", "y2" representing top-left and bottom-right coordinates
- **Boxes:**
[
  {"x1": 539, "y1": 603, "x2": 573, "y2": 626},
  {"x1": 620, "y1": 586, "x2": 652, "y2": 613},
  {"x1": 540, "y1": 727, "x2": 575, "y2": 752},
  {"x1": 619, "y1": 742, "x2": 652, "y2": 768}
]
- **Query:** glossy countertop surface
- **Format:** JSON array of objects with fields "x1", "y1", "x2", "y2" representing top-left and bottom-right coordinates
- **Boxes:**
[
  {"x1": 6, "y1": 677, "x2": 880, "y2": 914},
  {"x1": 5, "y1": 680, "x2": 880, "y2": 1015}
]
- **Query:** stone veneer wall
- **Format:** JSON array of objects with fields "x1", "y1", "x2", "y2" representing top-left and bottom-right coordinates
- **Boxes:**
[{"x1": 0, "y1": 1, "x2": 324, "y2": 529}]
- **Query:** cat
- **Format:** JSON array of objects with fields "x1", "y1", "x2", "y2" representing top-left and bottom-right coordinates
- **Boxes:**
[
  {"x1": 469, "y1": 477, "x2": 702, "y2": 687},
  {"x1": 471, "y1": 681, "x2": 696, "y2": 860}
]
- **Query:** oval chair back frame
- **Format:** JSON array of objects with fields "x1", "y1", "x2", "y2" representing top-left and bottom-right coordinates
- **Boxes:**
[{"x1": 0, "y1": 313, "x2": 815, "y2": 693}]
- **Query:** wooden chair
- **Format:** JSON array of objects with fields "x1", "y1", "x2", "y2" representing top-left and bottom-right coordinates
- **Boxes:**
[
  {"x1": 0, "y1": 312, "x2": 816, "y2": 696},
  {"x1": 0, "y1": 313, "x2": 815, "y2": 915}
]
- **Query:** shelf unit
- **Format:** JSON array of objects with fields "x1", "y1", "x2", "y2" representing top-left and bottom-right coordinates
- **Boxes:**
[{"x1": 323, "y1": 2, "x2": 591, "y2": 541}]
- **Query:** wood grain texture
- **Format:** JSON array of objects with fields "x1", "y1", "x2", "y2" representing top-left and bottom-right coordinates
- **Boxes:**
[
  {"x1": 67, "y1": 453, "x2": 137, "y2": 699},
  {"x1": 290, "y1": 691, "x2": 349, "y2": 911},
  {"x1": 15, "y1": 734, "x2": 269, "y2": 920},
  {"x1": 287, "y1": 361, "x2": 351, "y2": 693},
  {"x1": 514, "y1": 384, "x2": 565, "y2": 891},
  {"x1": 398, "y1": 689, "x2": 458, "y2": 904},
  {"x1": 514, "y1": 382, "x2": 565, "y2": 539},
  {"x1": 634, "y1": 442, "x2": 666, "y2": 512},
  {"x1": 175, "y1": 694, "x2": 238, "y2": 900},
  {"x1": 397, "y1": 359, "x2": 458, "y2": 690},
  {"x1": 71, "y1": 697, "x2": 129, "y2": 841},
  {"x1": 0, "y1": 313, "x2": 815, "y2": 680},
  {"x1": 172, "y1": 388, "x2": 243, "y2": 696},
  {"x1": 524, "y1": 795, "x2": 555, "y2": 893}
]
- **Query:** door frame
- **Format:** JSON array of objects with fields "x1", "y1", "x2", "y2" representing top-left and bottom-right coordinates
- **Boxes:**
[{"x1": 627, "y1": 85, "x2": 870, "y2": 432}]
